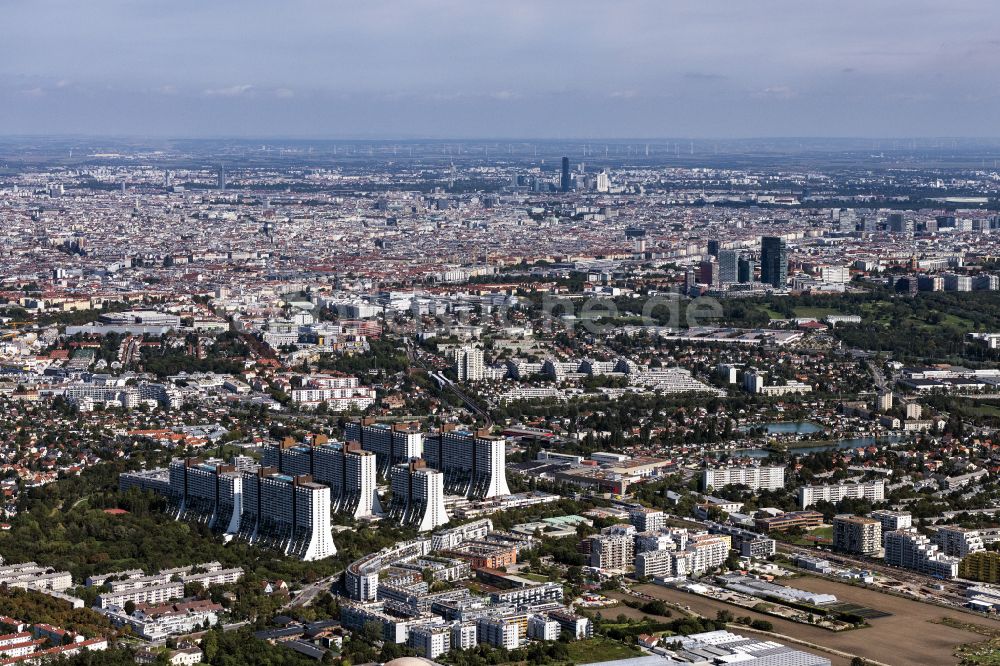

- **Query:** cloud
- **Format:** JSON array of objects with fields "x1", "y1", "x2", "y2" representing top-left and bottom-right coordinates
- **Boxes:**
[
  {"x1": 885, "y1": 92, "x2": 933, "y2": 103},
  {"x1": 683, "y1": 72, "x2": 727, "y2": 81},
  {"x1": 273, "y1": 87, "x2": 294, "y2": 98},
  {"x1": 756, "y1": 86, "x2": 797, "y2": 99},
  {"x1": 203, "y1": 84, "x2": 254, "y2": 97}
]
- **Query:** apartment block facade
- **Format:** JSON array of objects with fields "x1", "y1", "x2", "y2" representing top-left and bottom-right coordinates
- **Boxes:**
[{"x1": 389, "y1": 459, "x2": 449, "y2": 531}]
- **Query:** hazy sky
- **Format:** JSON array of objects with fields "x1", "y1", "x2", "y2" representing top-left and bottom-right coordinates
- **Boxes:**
[{"x1": 4, "y1": 0, "x2": 1000, "y2": 138}]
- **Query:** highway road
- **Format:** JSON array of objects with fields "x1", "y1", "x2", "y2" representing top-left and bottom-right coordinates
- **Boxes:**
[{"x1": 283, "y1": 570, "x2": 343, "y2": 610}]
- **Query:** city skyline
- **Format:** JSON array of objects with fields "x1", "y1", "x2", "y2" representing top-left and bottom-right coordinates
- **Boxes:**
[{"x1": 5, "y1": 0, "x2": 1000, "y2": 138}]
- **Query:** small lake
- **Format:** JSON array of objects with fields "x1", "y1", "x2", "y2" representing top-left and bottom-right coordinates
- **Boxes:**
[
  {"x1": 724, "y1": 434, "x2": 904, "y2": 458},
  {"x1": 756, "y1": 421, "x2": 824, "y2": 435},
  {"x1": 736, "y1": 421, "x2": 824, "y2": 435},
  {"x1": 718, "y1": 420, "x2": 904, "y2": 458}
]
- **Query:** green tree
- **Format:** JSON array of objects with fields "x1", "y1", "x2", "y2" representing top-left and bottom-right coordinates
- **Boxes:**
[
  {"x1": 202, "y1": 630, "x2": 219, "y2": 662},
  {"x1": 362, "y1": 620, "x2": 383, "y2": 643}
]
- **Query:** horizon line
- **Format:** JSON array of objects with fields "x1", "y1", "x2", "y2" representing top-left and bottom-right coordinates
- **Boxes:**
[{"x1": 1, "y1": 134, "x2": 999, "y2": 143}]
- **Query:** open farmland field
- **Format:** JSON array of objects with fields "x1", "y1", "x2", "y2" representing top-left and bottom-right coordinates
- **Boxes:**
[
  {"x1": 584, "y1": 604, "x2": 669, "y2": 623},
  {"x1": 632, "y1": 584, "x2": 850, "y2": 666},
  {"x1": 591, "y1": 592, "x2": 676, "y2": 623},
  {"x1": 635, "y1": 578, "x2": 1000, "y2": 666}
]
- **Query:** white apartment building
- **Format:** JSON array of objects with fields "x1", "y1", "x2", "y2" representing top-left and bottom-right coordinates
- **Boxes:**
[
  {"x1": 451, "y1": 622, "x2": 478, "y2": 650},
  {"x1": 635, "y1": 534, "x2": 729, "y2": 578},
  {"x1": 390, "y1": 460, "x2": 450, "y2": 531},
  {"x1": 944, "y1": 273, "x2": 973, "y2": 292},
  {"x1": 631, "y1": 367, "x2": 724, "y2": 395},
  {"x1": 289, "y1": 375, "x2": 375, "y2": 410},
  {"x1": 680, "y1": 536, "x2": 730, "y2": 575},
  {"x1": 408, "y1": 624, "x2": 451, "y2": 660},
  {"x1": 263, "y1": 438, "x2": 382, "y2": 519},
  {"x1": 455, "y1": 346, "x2": 485, "y2": 382},
  {"x1": 707, "y1": 522, "x2": 776, "y2": 559},
  {"x1": 821, "y1": 265, "x2": 850, "y2": 284},
  {"x1": 345, "y1": 539, "x2": 433, "y2": 601},
  {"x1": 629, "y1": 507, "x2": 666, "y2": 533},
  {"x1": 340, "y1": 602, "x2": 416, "y2": 644},
  {"x1": 476, "y1": 617, "x2": 519, "y2": 649},
  {"x1": 496, "y1": 386, "x2": 569, "y2": 404},
  {"x1": 423, "y1": 428, "x2": 510, "y2": 498},
  {"x1": 549, "y1": 611, "x2": 592, "y2": 639},
  {"x1": 932, "y1": 526, "x2": 985, "y2": 558},
  {"x1": 636, "y1": 548, "x2": 681, "y2": 579},
  {"x1": 86, "y1": 570, "x2": 144, "y2": 588},
  {"x1": 595, "y1": 171, "x2": 610, "y2": 193},
  {"x1": 589, "y1": 526, "x2": 636, "y2": 570},
  {"x1": 759, "y1": 380, "x2": 813, "y2": 396},
  {"x1": 97, "y1": 582, "x2": 183, "y2": 609},
  {"x1": 870, "y1": 510, "x2": 912, "y2": 545},
  {"x1": 431, "y1": 519, "x2": 492, "y2": 551},
  {"x1": 528, "y1": 615, "x2": 561, "y2": 640},
  {"x1": 0, "y1": 563, "x2": 73, "y2": 592},
  {"x1": 490, "y1": 582, "x2": 563, "y2": 607},
  {"x1": 0, "y1": 633, "x2": 34, "y2": 658},
  {"x1": 703, "y1": 465, "x2": 786, "y2": 491},
  {"x1": 348, "y1": 447, "x2": 381, "y2": 519},
  {"x1": 884, "y1": 528, "x2": 960, "y2": 579},
  {"x1": 640, "y1": 528, "x2": 687, "y2": 554},
  {"x1": 743, "y1": 371, "x2": 766, "y2": 394},
  {"x1": 182, "y1": 567, "x2": 244, "y2": 588},
  {"x1": 240, "y1": 470, "x2": 337, "y2": 561},
  {"x1": 169, "y1": 458, "x2": 243, "y2": 534},
  {"x1": 345, "y1": 420, "x2": 424, "y2": 476},
  {"x1": 103, "y1": 605, "x2": 221, "y2": 641},
  {"x1": 825, "y1": 314, "x2": 862, "y2": 326},
  {"x1": 798, "y1": 480, "x2": 885, "y2": 509}
]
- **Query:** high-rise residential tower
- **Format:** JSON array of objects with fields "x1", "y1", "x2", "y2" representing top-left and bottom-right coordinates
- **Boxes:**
[
  {"x1": 262, "y1": 436, "x2": 382, "y2": 519},
  {"x1": 239, "y1": 468, "x2": 336, "y2": 561},
  {"x1": 423, "y1": 427, "x2": 510, "y2": 499},
  {"x1": 168, "y1": 458, "x2": 243, "y2": 535},
  {"x1": 345, "y1": 420, "x2": 424, "y2": 476},
  {"x1": 389, "y1": 459, "x2": 449, "y2": 531},
  {"x1": 455, "y1": 346, "x2": 485, "y2": 382}
]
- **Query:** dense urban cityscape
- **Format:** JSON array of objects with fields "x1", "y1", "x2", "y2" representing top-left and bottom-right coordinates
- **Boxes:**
[
  {"x1": 1, "y1": 135, "x2": 1000, "y2": 666},
  {"x1": 7, "y1": 1, "x2": 1000, "y2": 665}
]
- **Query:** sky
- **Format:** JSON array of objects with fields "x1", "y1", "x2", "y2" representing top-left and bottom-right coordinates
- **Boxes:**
[{"x1": 3, "y1": 0, "x2": 1000, "y2": 138}]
